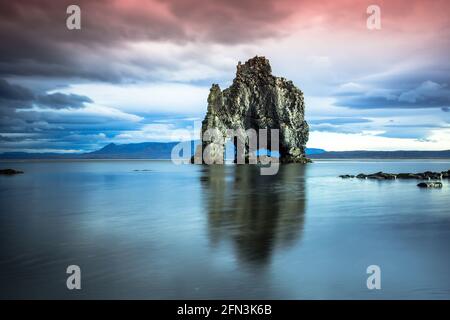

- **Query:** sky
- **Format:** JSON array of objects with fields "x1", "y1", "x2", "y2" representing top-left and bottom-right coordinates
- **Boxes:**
[{"x1": 0, "y1": 0, "x2": 449, "y2": 153}]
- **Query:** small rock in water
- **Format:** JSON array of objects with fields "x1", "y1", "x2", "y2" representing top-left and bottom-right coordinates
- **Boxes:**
[
  {"x1": 365, "y1": 172, "x2": 396, "y2": 180},
  {"x1": 339, "y1": 174, "x2": 355, "y2": 179},
  {"x1": 417, "y1": 182, "x2": 443, "y2": 188},
  {"x1": 0, "y1": 168, "x2": 24, "y2": 175}
]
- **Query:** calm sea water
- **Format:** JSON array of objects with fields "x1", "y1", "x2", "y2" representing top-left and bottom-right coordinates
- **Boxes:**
[{"x1": 0, "y1": 160, "x2": 449, "y2": 299}]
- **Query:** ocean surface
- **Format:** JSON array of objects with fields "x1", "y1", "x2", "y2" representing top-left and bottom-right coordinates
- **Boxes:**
[{"x1": 0, "y1": 160, "x2": 449, "y2": 299}]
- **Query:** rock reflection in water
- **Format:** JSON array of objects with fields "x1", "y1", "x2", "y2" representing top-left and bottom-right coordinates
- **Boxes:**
[{"x1": 200, "y1": 164, "x2": 306, "y2": 266}]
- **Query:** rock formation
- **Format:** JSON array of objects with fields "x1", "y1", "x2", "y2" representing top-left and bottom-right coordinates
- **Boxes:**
[
  {"x1": 192, "y1": 56, "x2": 310, "y2": 164},
  {"x1": 417, "y1": 182, "x2": 443, "y2": 188},
  {"x1": 339, "y1": 170, "x2": 450, "y2": 180}
]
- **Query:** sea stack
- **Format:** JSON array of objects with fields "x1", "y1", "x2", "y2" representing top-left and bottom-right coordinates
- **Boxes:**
[{"x1": 192, "y1": 56, "x2": 310, "y2": 164}]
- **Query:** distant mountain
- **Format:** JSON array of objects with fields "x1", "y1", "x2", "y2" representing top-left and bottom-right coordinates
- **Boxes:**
[
  {"x1": 309, "y1": 150, "x2": 450, "y2": 159},
  {"x1": 0, "y1": 142, "x2": 196, "y2": 160},
  {"x1": 0, "y1": 142, "x2": 325, "y2": 159},
  {"x1": 81, "y1": 141, "x2": 197, "y2": 159},
  {"x1": 1, "y1": 143, "x2": 449, "y2": 160}
]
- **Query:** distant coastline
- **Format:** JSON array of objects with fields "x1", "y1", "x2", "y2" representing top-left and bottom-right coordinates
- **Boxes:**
[
  {"x1": 309, "y1": 150, "x2": 450, "y2": 160},
  {"x1": 1, "y1": 141, "x2": 449, "y2": 160}
]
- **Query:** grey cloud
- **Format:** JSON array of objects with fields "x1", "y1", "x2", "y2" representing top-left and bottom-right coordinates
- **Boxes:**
[
  {"x1": 36, "y1": 93, "x2": 92, "y2": 109},
  {"x1": 0, "y1": 79, "x2": 91, "y2": 110},
  {"x1": 335, "y1": 80, "x2": 450, "y2": 110},
  {"x1": 0, "y1": 79, "x2": 142, "y2": 152},
  {"x1": 0, "y1": 134, "x2": 36, "y2": 142},
  {"x1": 398, "y1": 81, "x2": 448, "y2": 103},
  {"x1": 0, "y1": 79, "x2": 34, "y2": 102},
  {"x1": 0, "y1": 0, "x2": 297, "y2": 81}
]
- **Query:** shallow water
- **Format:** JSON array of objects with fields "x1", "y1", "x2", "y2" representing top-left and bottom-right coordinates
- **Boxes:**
[{"x1": 0, "y1": 160, "x2": 449, "y2": 299}]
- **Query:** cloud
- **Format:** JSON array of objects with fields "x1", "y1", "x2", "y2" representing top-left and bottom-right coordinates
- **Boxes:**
[
  {"x1": 0, "y1": 0, "x2": 297, "y2": 81},
  {"x1": 308, "y1": 118, "x2": 373, "y2": 134},
  {"x1": 335, "y1": 80, "x2": 450, "y2": 109},
  {"x1": 1, "y1": 0, "x2": 449, "y2": 83},
  {"x1": 0, "y1": 79, "x2": 93, "y2": 110},
  {"x1": 22, "y1": 103, "x2": 143, "y2": 123},
  {"x1": 308, "y1": 118, "x2": 372, "y2": 125},
  {"x1": 308, "y1": 129, "x2": 450, "y2": 151},
  {"x1": 36, "y1": 93, "x2": 92, "y2": 109},
  {"x1": 0, "y1": 79, "x2": 34, "y2": 102},
  {"x1": 1, "y1": 1, "x2": 450, "y2": 152},
  {"x1": 56, "y1": 82, "x2": 210, "y2": 114},
  {"x1": 114, "y1": 123, "x2": 199, "y2": 143},
  {"x1": 398, "y1": 81, "x2": 448, "y2": 103},
  {"x1": 0, "y1": 79, "x2": 143, "y2": 152}
]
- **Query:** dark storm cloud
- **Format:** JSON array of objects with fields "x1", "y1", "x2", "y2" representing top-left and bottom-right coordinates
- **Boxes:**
[
  {"x1": 0, "y1": 79, "x2": 34, "y2": 102},
  {"x1": 0, "y1": 0, "x2": 298, "y2": 81},
  {"x1": 0, "y1": 0, "x2": 182, "y2": 81},
  {"x1": 36, "y1": 93, "x2": 92, "y2": 109},
  {"x1": 0, "y1": 79, "x2": 91, "y2": 110},
  {"x1": 1, "y1": 0, "x2": 449, "y2": 84}
]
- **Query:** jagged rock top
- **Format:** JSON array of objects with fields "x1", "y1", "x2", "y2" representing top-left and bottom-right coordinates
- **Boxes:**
[
  {"x1": 236, "y1": 56, "x2": 272, "y2": 79},
  {"x1": 233, "y1": 56, "x2": 299, "y2": 93}
]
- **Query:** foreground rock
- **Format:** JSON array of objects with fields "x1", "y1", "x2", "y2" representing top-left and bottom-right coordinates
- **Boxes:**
[
  {"x1": 192, "y1": 56, "x2": 310, "y2": 164},
  {"x1": 340, "y1": 170, "x2": 450, "y2": 180},
  {"x1": 0, "y1": 168, "x2": 24, "y2": 175},
  {"x1": 417, "y1": 182, "x2": 443, "y2": 188}
]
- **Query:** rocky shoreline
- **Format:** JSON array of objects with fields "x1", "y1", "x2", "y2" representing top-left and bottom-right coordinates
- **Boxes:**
[
  {"x1": 339, "y1": 170, "x2": 449, "y2": 188},
  {"x1": 339, "y1": 170, "x2": 450, "y2": 180}
]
